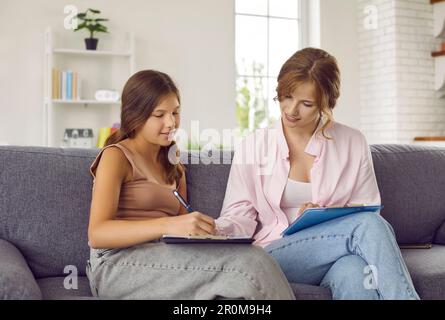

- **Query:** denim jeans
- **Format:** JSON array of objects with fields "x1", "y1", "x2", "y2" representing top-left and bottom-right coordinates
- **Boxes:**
[
  {"x1": 264, "y1": 213, "x2": 420, "y2": 300},
  {"x1": 86, "y1": 241, "x2": 295, "y2": 300}
]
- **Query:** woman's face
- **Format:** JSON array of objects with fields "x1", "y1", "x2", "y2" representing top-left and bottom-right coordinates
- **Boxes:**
[
  {"x1": 279, "y1": 81, "x2": 320, "y2": 130},
  {"x1": 138, "y1": 92, "x2": 180, "y2": 147}
]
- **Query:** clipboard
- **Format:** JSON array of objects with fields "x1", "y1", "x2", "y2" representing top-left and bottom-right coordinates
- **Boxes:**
[
  {"x1": 161, "y1": 235, "x2": 253, "y2": 244},
  {"x1": 281, "y1": 205, "x2": 384, "y2": 236}
]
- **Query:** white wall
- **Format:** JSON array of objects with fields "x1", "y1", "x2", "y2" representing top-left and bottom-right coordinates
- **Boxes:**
[
  {"x1": 319, "y1": 0, "x2": 361, "y2": 130},
  {"x1": 0, "y1": 0, "x2": 364, "y2": 147},
  {"x1": 0, "y1": 0, "x2": 236, "y2": 146},
  {"x1": 358, "y1": 0, "x2": 445, "y2": 144}
]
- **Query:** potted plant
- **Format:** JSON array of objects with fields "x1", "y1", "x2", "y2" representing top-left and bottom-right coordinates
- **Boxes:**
[{"x1": 74, "y1": 8, "x2": 109, "y2": 50}]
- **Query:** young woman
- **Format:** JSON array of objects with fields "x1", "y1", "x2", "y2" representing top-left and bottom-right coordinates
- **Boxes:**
[
  {"x1": 85, "y1": 70, "x2": 295, "y2": 300},
  {"x1": 215, "y1": 48, "x2": 420, "y2": 300}
]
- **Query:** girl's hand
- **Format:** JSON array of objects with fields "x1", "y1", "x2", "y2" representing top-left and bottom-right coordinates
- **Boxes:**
[
  {"x1": 297, "y1": 202, "x2": 320, "y2": 215},
  {"x1": 165, "y1": 212, "x2": 216, "y2": 236}
]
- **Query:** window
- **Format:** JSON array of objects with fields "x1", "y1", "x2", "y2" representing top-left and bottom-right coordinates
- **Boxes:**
[{"x1": 235, "y1": 0, "x2": 304, "y2": 132}]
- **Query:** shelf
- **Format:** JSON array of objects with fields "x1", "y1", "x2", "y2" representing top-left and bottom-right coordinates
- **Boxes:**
[
  {"x1": 432, "y1": 50, "x2": 445, "y2": 57},
  {"x1": 414, "y1": 136, "x2": 445, "y2": 141},
  {"x1": 44, "y1": 27, "x2": 135, "y2": 147},
  {"x1": 414, "y1": 136, "x2": 445, "y2": 148},
  {"x1": 52, "y1": 99, "x2": 121, "y2": 105},
  {"x1": 53, "y1": 48, "x2": 131, "y2": 57}
]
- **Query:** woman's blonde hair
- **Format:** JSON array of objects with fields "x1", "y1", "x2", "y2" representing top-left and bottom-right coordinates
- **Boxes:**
[{"x1": 276, "y1": 47, "x2": 341, "y2": 140}]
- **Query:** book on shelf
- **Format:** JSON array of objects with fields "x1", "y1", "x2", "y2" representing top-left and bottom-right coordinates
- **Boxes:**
[
  {"x1": 73, "y1": 72, "x2": 77, "y2": 99},
  {"x1": 97, "y1": 123, "x2": 120, "y2": 148},
  {"x1": 61, "y1": 71, "x2": 66, "y2": 100},
  {"x1": 51, "y1": 68, "x2": 81, "y2": 100},
  {"x1": 66, "y1": 71, "x2": 72, "y2": 100}
]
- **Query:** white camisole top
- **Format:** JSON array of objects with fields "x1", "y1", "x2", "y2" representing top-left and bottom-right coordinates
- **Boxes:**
[{"x1": 280, "y1": 178, "x2": 312, "y2": 223}]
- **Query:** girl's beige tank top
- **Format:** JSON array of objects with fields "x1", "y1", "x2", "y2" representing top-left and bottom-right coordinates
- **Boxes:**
[{"x1": 90, "y1": 143, "x2": 180, "y2": 218}]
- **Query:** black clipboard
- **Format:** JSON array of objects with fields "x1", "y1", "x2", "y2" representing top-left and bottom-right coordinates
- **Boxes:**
[{"x1": 161, "y1": 235, "x2": 253, "y2": 244}]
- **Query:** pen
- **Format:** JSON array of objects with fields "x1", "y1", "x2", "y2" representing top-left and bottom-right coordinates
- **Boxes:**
[{"x1": 172, "y1": 189, "x2": 194, "y2": 213}]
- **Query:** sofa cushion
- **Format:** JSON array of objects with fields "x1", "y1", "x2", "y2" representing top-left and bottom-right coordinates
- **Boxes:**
[
  {"x1": 0, "y1": 239, "x2": 42, "y2": 299},
  {"x1": 289, "y1": 283, "x2": 331, "y2": 300},
  {"x1": 401, "y1": 245, "x2": 445, "y2": 300},
  {"x1": 182, "y1": 151, "x2": 232, "y2": 219},
  {"x1": 435, "y1": 223, "x2": 445, "y2": 244},
  {"x1": 0, "y1": 146, "x2": 97, "y2": 278},
  {"x1": 371, "y1": 145, "x2": 445, "y2": 245},
  {"x1": 36, "y1": 276, "x2": 96, "y2": 300}
]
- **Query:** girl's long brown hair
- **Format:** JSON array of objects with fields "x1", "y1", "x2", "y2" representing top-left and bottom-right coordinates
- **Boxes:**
[
  {"x1": 277, "y1": 47, "x2": 341, "y2": 140},
  {"x1": 105, "y1": 70, "x2": 184, "y2": 185}
]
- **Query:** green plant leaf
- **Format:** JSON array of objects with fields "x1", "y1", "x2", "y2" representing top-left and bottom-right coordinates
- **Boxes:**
[
  {"x1": 96, "y1": 25, "x2": 108, "y2": 33},
  {"x1": 74, "y1": 21, "x2": 87, "y2": 31},
  {"x1": 73, "y1": 8, "x2": 109, "y2": 37}
]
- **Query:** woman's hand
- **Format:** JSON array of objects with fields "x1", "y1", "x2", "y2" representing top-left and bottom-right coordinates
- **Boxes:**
[
  {"x1": 164, "y1": 212, "x2": 216, "y2": 236},
  {"x1": 298, "y1": 202, "x2": 320, "y2": 215}
]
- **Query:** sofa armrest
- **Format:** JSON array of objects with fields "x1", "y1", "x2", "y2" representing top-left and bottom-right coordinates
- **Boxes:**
[{"x1": 0, "y1": 239, "x2": 42, "y2": 299}]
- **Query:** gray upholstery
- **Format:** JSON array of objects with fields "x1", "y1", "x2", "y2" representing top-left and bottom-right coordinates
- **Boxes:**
[
  {"x1": 184, "y1": 151, "x2": 232, "y2": 219},
  {"x1": 0, "y1": 239, "x2": 42, "y2": 299},
  {"x1": 0, "y1": 144, "x2": 445, "y2": 300},
  {"x1": 371, "y1": 145, "x2": 445, "y2": 245},
  {"x1": 0, "y1": 147, "x2": 93, "y2": 278},
  {"x1": 36, "y1": 276, "x2": 95, "y2": 300},
  {"x1": 402, "y1": 246, "x2": 445, "y2": 300}
]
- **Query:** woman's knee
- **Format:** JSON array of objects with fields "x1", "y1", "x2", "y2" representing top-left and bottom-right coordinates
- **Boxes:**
[{"x1": 353, "y1": 213, "x2": 392, "y2": 235}]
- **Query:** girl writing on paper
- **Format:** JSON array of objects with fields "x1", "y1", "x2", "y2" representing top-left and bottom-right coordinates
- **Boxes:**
[
  {"x1": 86, "y1": 70, "x2": 294, "y2": 300},
  {"x1": 216, "y1": 48, "x2": 419, "y2": 300}
]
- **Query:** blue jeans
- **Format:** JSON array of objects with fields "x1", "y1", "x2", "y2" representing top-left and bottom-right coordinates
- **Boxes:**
[{"x1": 264, "y1": 213, "x2": 420, "y2": 300}]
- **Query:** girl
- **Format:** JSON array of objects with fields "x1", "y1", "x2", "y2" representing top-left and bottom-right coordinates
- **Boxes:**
[
  {"x1": 85, "y1": 70, "x2": 295, "y2": 300},
  {"x1": 215, "y1": 48, "x2": 420, "y2": 300}
]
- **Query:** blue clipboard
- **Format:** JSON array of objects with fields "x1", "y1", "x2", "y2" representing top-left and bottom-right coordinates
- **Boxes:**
[{"x1": 281, "y1": 205, "x2": 384, "y2": 236}]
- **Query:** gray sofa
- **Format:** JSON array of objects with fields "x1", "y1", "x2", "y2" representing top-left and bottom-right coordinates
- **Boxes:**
[{"x1": 1, "y1": 144, "x2": 445, "y2": 300}]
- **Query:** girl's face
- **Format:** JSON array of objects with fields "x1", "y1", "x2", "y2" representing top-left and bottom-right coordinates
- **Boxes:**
[
  {"x1": 138, "y1": 93, "x2": 180, "y2": 147},
  {"x1": 279, "y1": 81, "x2": 320, "y2": 130}
]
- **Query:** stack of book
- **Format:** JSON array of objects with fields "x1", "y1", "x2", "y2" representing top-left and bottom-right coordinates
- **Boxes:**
[{"x1": 52, "y1": 68, "x2": 81, "y2": 100}]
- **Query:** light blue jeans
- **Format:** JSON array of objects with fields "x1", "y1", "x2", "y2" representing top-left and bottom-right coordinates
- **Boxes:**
[{"x1": 264, "y1": 213, "x2": 420, "y2": 300}]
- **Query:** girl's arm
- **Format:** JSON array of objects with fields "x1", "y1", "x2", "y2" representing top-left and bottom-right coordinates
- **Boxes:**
[
  {"x1": 88, "y1": 147, "x2": 167, "y2": 248},
  {"x1": 88, "y1": 147, "x2": 214, "y2": 249}
]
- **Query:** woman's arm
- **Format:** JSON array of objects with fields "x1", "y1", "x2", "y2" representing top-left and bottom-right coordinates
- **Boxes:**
[
  {"x1": 88, "y1": 148, "x2": 214, "y2": 249},
  {"x1": 348, "y1": 134, "x2": 381, "y2": 206},
  {"x1": 215, "y1": 142, "x2": 259, "y2": 237}
]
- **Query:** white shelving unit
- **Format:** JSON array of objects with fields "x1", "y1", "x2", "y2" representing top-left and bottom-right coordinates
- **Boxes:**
[
  {"x1": 43, "y1": 27, "x2": 135, "y2": 147},
  {"x1": 51, "y1": 99, "x2": 122, "y2": 105}
]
